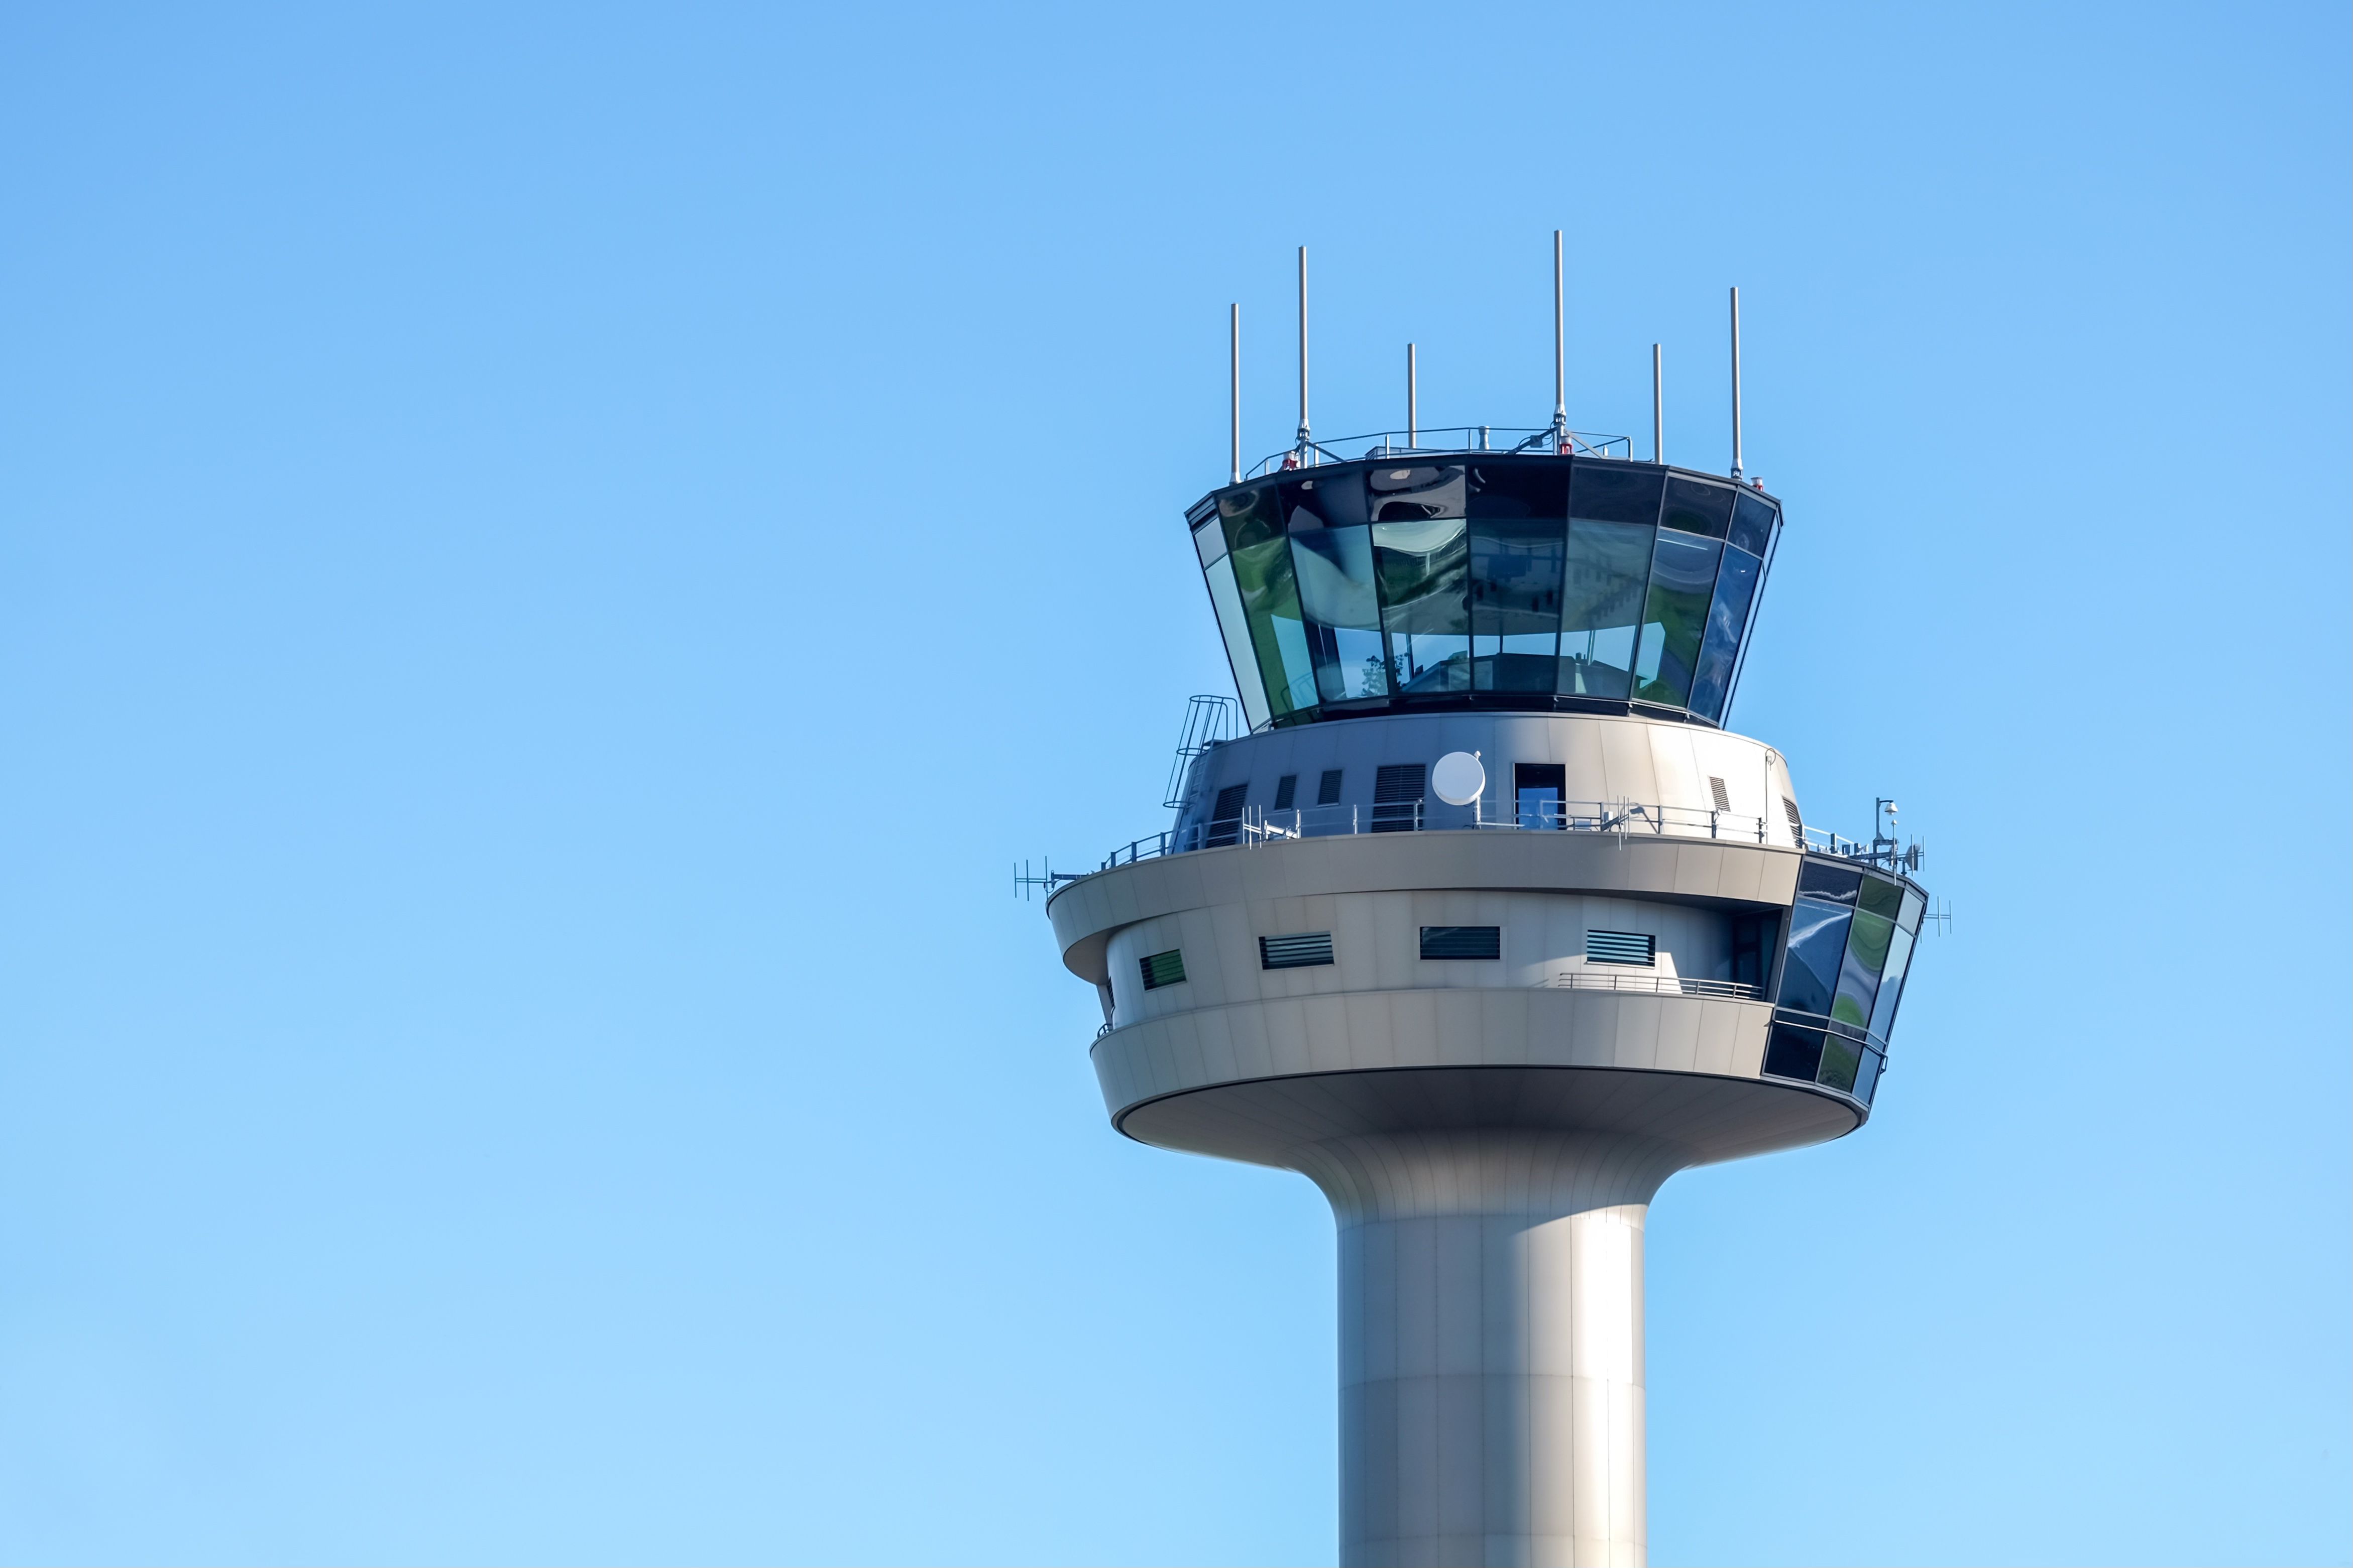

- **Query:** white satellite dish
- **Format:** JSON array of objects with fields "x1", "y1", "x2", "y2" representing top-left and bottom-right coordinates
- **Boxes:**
[{"x1": 1432, "y1": 750, "x2": 1485, "y2": 806}]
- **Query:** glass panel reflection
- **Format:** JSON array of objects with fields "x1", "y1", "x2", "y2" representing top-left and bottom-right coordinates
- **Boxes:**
[
  {"x1": 1729, "y1": 492, "x2": 1775, "y2": 555},
  {"x1": 1686, "y1": 544, "x2": 1759, "y2": 721},
  {"x1": 1556, "y1": 519, "x2": 1651, "y2": 698},
  {"x1": 1778, "y1": 897, "x2": 1852, "y2": 1017},
  {"x1": 1290, "y1": 525, "x2": 1390, "y2": 701},
  {"x1": 1817, "y1": 1031, "x2": 1862, "y2": 1093},
  {"x1": 1204, "y1": 555, "x2": 1269, "y2": 731},
  {"x1": 1567, "y1": 462, "x2": 1663, "y2": 524},
  {"x1": 1832, "y1": 910, "x2": 1893, "y2": 1029},
  {"x1": 1468, "y1": 462, "x2": 1570, "y2": 519},
  {"x1": 1231, "y1": 529, "x2": 1318, "y2": 719},
  {"x1": 1633, "y1": 529, "x2": 1722, "y2": 707},
  {"x1": 1661, "y1": 476, "x2": 1736, "y2": 539},
  {"x1": 1763, "y1": 1022, "x2": 1826, "y2": 1082},
  {"x1": 1853, "y1": 1046, "x2": 1883, "y2": 1104},
  {"x1": 1375, "y1": 516, "x2": 1470, "y2": 693},
  {"x1": 1799, "y1": 861, "x2": 1863, "y2": 904},
  {"x1": 1868, "y1": 923, "x2": 1915, "y2": 1042},
  {"x1": 1194, "y1": 518, "x2": 1227, "y2": 568},
  {"x1": 1472, "y1": 518, "x2": 1564, "y2": 691}
]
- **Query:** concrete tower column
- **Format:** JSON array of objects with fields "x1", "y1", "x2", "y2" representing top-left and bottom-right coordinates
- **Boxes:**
[{"x1": 1302, "y1": 1132, "x2": 1674, "y2": 1568}]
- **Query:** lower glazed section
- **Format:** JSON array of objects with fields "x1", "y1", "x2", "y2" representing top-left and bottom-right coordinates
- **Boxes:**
[{"x1": 1320, "y1": 1132, "x2": 1660, "y2": 1568}]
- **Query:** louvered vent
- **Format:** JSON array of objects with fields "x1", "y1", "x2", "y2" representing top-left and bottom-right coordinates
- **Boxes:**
[
  {"x1": 1419, "y1": 925, "x2": 1500, "y2": 960},
  {"x1": 1373, "y1": 764, "x2": 1426, "y2": 833},
  {"x1": 1781, "y1": 794, "x2": 1805, "y2": 848},
  {"x1": 1139, "y1": 949, "x2": 1187, "y2": 990},
  {"x1": 1586, "y1": 929, "x2": 1656, "y2": 966},
  {"x1": 1317, "y1": 769, "x2": 1344, "y2": 806},
  {"x1": 1273, "y1": 774, "x2": 1297, "y2": 810},
  {"x1": 1207, "y1": 782, "x2": 1250, "y2": 847},
  {"x1": 1710, "y1": 775, "x2": 1731, "y2": 813},
  {"x1": 1259, "y1": 932, "x2": 1334, "y2": 970}
]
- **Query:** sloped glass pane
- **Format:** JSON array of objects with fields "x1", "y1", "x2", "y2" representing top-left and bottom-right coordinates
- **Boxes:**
[
  {"x1": 1832, "y1": 911, "x2": 1895, "y2": 1029},
  {"x1": 1634, "y1": 529, "x2": 1721, "y2": 707},
  {"x1": 1868, "y1": 924, "x2": 1916, "y2": 1042},
  {"x1": 1687, "y1": 544, "x2": 1760, "y2": 721},
  {"x1": 1818, "y1": 1031, "x2": 1862, "y2": 1093},
  {"x1": 1778, "y1": 897, "x2": 1852, "y2": 1017},
  {"x1": 1567, "y1": 461, "x2": 1663, "y2": 524},
  {"x1": 1661, "y1": 475, "x2": 1736, "y2": 539},
  {"x1": 1472, "y1": 517, "x2": 1564, "y2": 691},
  {"x1": 1204, "y1": 555, "x2": 1269, "y2": 730},
  {"x1": 1374, "y1": 515, "x2": 1470, "y2": 693},
  {"x1": 1290, "y1": 525, "x2": 1390, "y2": 701},
  {"x1": 1557, "y1": 518, "x2": 1651, "y2": 698},
  {"x1": 1231, "y1": 533, "x2": 1318, "y2": 719}
]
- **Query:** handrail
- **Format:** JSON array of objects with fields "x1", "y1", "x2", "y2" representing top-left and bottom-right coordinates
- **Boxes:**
[
  {"x1": 1539, "y1": 971, "x2": 1762, "y2": 1001},
  {"x1": 1245, "y1": 425, "x2": 1633, "y2": 479}
]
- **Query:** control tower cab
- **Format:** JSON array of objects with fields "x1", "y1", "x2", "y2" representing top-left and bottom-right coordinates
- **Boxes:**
[{"x1": 1042, "y1": 331, "x2": 1927, "y2": 1566}]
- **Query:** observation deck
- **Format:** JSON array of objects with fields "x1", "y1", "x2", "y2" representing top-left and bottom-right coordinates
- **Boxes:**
[{"x1": 1189, "y1": 446, "x2": 1781, "y2": 734}]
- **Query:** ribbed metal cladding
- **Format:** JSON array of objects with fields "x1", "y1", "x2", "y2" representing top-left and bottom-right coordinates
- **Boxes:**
[
  {"x1": 1259, "y1": 931, "x2": 1334, "y2": 970},
  {"x1": 1207, "y1": 782, "x2": 1251, "y2": 848},
  {"x1": 1373, "y1": 763, "x2": 1425, "y2": 833},
  {"x1": 1138, "y1": 949, "x2": 1187, "y2": 990},
  {"x1": 1586, "y1": 930, "x2": 1656, "y2": 966}
]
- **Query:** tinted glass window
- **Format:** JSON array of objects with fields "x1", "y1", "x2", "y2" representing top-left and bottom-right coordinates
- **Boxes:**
[
  {"x1": 1231, "y1": 532, "x2": 1318, "y2": 719},
  {"x1": 1374, "y1": 516, "x2": 1470, "y2": 693},
  {"x1": 1778, "y1": 898, "x2": 1852, "y2": 1017},
  {"x1": 1279, "y1": 470, "x2": 1369, "y2": 529},
  {"x1": 1633, "y1": 529, "x2": 1722, "y2": 707},
  {"x1": 1368, "y1": 464, "x2": 1467, "y2": 522},
  {"x1": 1858, "y1": 877, "x2": 1903, "y2": 921},
  {"x1": 1729, "y1": 492, "x2": 1776, "y2": 555},
  {"x1": 1468, "y1": 462, "x2": 1570, "y2": 519},
  {"x1": 1763, "y1": 1022, "x2": 1826, "y2": 1082},
  {"x1": 1204, "y1": 555, "x2": 1269, "y2": 730},
  {"x1": 1556, "y1": 518, "x2": 1651, "y2": 699},
  {"x1": 1799, "y1": 861, "x2": 1863, "y2": 904},
  {"x1": 1471, "y1": 518, "x2": 1564, "y2": 692},
  {"x1": 1686, "y1": 544, "x2": 1760, "y2": 721},
  {"x1": 1660, "y1": 476, "x2": 1736, "y2": 539},
  {"x1": 1832, "y1": 910, "x2": 1894, "y2": 1029},
  {"x1": 1194, "y1": 518, "x2": 1227, "y2": 568},
  {"x1": 1868, "y1": 923, "x2": 1915, "y2": 1041},
  {"x1": 1853, "y1": 1046, "x2": 1883, "y2": 1104},
  {"x1": 1291, "y1": 525, "x2": 1390, "y2": 701},
  {"x1": 1567, "y1": 462, "x2": 1663, "y2": 525},
  {"x1": 1218, "y1": 484, "x2": 1283, "y2": 553},
  {"x1": 1817, "y1": 1031, "x2": 1862, "y2": 1093},
  {"x1": 1898, "y1": 888, "x2": 1925, "y2": 934}
]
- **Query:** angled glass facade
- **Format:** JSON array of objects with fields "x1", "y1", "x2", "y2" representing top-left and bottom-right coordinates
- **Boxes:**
[
  {"x1": 1190, "y1": 456, "x2": 1780, "y2": 731},
  {"x1": 1763, "y1": 857, "x2": 1927, "y2": 1106}
]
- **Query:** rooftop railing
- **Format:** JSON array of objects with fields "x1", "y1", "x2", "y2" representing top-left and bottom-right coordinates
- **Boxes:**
[
  {"x1": 1245, "y1": 425, "x2": 1633, "y2": 480},
  {"x1": 1540, "y1": 970, "x2": 1763, "y2": 1001}
]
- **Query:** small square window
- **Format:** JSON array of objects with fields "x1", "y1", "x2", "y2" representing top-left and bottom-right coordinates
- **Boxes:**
[
  {"x1": 1139, "y1": 949, "x2": 1187, "y2": 990},
  {"x1": 1419, "y1": 926, "x2": 1500, "y2": 960},
  {"x1": 1273, "y1": 774, "x2": 1298, "y2": 810},
  {"x1": 1317, "y1": 769, "x2": 1344, "y2": 805}
]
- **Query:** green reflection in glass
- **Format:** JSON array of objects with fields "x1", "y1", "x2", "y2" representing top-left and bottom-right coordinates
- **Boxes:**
[
  {"x1": 1633, "y1": 528, "x2": 1722, "y2": 707},
  {"x1": 1858, "y1": 877, "x2": 1903, "y2": 921},
  {"x1": 1832, "y1": 910, "x2": 1895, "y2": 1028},
  {"x1": 1204, "y1": 555, "x2": 1269, "y2": 731},
  {"x1": 1556, "y1": 518, "x2": 1651, "y2": 698},
  {"x1": 1290, "y1": 525, "x2": 1390, "y2": 701},
  {"x1": 1374, "y1": 516, "x2": 1470, "y2": 693},
  {"x1": 1231, "y1": 532, "x2": 1317, "y2": 720},
  {"x1": 1818, "y1": 1032, "x2": 1862, "y2": 1093}
]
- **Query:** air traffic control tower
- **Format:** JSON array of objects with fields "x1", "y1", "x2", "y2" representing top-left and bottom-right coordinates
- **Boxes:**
[{"x1": 1040, "y1": 268, "x2": 1927, "y2": 1566}]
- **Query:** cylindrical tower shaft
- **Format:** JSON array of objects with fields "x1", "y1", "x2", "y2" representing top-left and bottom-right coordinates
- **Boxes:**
[{"x1": 1311, "y1": 1130, "x2": 1665, "y2": 1567}]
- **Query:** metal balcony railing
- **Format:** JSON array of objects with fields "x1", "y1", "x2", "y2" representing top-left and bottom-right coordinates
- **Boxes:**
[
  {"x1": 1539, "y1": 971, "x2": 1763, "y2": 1001},
  {"x1": 1245, "y1": 425, "x2": 1633, "y2": 479}
]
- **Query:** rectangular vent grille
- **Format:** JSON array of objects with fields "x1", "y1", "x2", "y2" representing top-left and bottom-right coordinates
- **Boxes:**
[
  {"x1": 1781, "y1": 794, "x2": 1805, "y2": 848},
  {"x1": 1710, "y1": 775, "x2": 1731, "y2": 812},
  {"x1": 1420, "y1": 925, "x2": 1501, "y2": 960},
  {"x1": 1206, "y1": 782, "x2": 1250, "y2": 847},
  {"x1": 1273, "y1": 774, "x2": 1297, "y2": 811},
  {"x1": 1139, "y1": 949, "x2": 1187, "y2": 990},
  {"x1": 1259, "y1": 932, "x2": 1334, "y2": 970},
  {"x1": 1373, "y1": 764, "x2": 1426, "y2": 833},
  {"x1": 1587, "y1": 930, "x2": 1656, "y2": 966},
  {"x1": 1317, "y1": 769, "x2": 1344, "y2": 806}
]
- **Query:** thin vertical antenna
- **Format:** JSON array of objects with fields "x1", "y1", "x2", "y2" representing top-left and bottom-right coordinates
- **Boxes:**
[
  {"x1": 1652, "y1": 343, "x2": 1664, "y2": 464},
  {"x1": 1296, "y1": 247, "x2": 1311, "y2": 458},
  {"x1": 1729, "y1": 285, "x2": 1744, "y2": 479},
  {"x1": 1229, "y1": 303, "x2": 1241, "y2": 484},
  {"x1": 1407, "y1": 343, "x2": 1417, "y2": 447},
  {"x1": 1551, "y1": 229, "x2": 1567, "y2": 446}
]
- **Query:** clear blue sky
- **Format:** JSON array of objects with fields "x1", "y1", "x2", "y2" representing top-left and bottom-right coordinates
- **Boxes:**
[{"x1": 1, "y1": 3, "x2": 2345, "y2": 1563}]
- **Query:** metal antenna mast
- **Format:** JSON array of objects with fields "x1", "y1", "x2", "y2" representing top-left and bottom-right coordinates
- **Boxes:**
[
  {"x1": 1407, "y1": 342, "x2": 1417, "y2": 447},
  {"x1": 1551, "y1": 229, "x2": 1568, "y2": 448},
  {"x1": 1296, "y1": 247, "x2": 1311, "y2": 459},
  {"x1": 1229, "y1": 303, "x2": 1241, "y2": 484},
  {"x1": 1652, "y1": 343, "x2": 1664, "y2": 464},
  {"x1": 1729, "y1": 285, "x2": 1744, "y2": 480}
]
